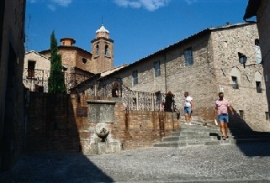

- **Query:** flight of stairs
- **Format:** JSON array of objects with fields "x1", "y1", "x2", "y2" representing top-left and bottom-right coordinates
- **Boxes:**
[{"x1": 154, "y1": 116, "x2": 270, "y2": 148}]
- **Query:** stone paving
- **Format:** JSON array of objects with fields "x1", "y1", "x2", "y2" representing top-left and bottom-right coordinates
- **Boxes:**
[{"x1": 3, "y1": 141, "x2": 270, "y2": 183}]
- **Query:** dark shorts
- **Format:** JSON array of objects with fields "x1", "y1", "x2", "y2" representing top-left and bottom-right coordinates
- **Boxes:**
[{"x1": 218, "y1": 113, "x2": 229, "y2": 123}]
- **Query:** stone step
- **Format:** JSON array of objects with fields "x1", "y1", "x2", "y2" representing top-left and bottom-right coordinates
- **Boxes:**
[
  {"x1": 154, "y1": 121, "x2": 270, "y2": 148},
  {"x1": 181, "y1": 126, "x2": 220, "y2": 132},
  {"x1": 178, "y1": 131, "x2": 225, "y2": 136},
  {"x1": 154, "y1": 139, "x2": 232, "y2": 147},
  {"x1": 162, "y1": 136, "x2": 218, "y2": 142},
  {"x1": 176, "y1": 129, "x2": 223, "y2": 136}
]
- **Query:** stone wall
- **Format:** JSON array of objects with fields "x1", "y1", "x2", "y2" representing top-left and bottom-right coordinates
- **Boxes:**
[
  {"x1": 25, "y1": 92, "x2": 180, "y2": 153},
  {"x1": 76, "y1": 23, "x2": 270, "y2": 132},
  {"x1": 256, "y1": 0, "x2": 270, "y2": 116},
  {"x1": 210, "y1": 24, "x2": 270, "y2": 131}
]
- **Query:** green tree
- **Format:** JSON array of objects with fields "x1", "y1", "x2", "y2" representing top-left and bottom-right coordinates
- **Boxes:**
[{"x1": 48, "y1": 31, "x2": 66, "y2": 93}]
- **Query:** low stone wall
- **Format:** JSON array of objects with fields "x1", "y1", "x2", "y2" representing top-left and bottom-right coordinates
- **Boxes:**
[{"x1": 26, "y1": 93, "x2": 180, "y2": 154}]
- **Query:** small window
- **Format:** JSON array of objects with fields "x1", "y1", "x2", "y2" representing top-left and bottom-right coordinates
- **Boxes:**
[
  {"x1": 154, "y1": 61, "x2": 160, "y2": 77},
  {"x1": 184, "y1": 48, "x2": 194, "y2": 66},
  {"x1": 232, "y1": 76, "x2": 239, "y2": 89},
  {"x1": 96, "y1": 44, "x2": 99, "y2": 55},
  {"x1": 256, "y1": 81, "x2": 262, "y2": 93},
  {"x1": 132, "y1": 70, "x2": 138, "y2": 85},
  {"x1": 82, "y1": 58, "x2": 87, "y2": 64},
  {"x1": 132, "y1": 97, "x2": 137, "y2": 106},
  {"x1": 266, "y1": 112, "x2": 269, "y2": 120},
  {"x1": 28, "y1": 61, "x2": 35, "y2": 78},
  {"x1": 239, "y1": 110, "x2": 244, "y2": 119},
  {"x1": 105, "y1": 45, "x2": 109, "y2": 56},
  {"x1": 255, "y1": 39, "x2": 262, "y2": 64}
]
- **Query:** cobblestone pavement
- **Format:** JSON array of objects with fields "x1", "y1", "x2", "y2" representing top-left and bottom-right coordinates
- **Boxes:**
[{"x1": 3, "y1": 141, "x2": 270, "y2": 183}]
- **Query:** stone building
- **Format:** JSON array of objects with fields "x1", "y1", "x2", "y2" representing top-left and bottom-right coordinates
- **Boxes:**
[
  {"x1": 26, "y1": 24, "x2": 114, "y2": 92},
  {"x1": 244, "y1": 0, "x2": 270, "y2": 117},
  {"x1": 76, "y1": 22, "x2": 270, "y2": 132},
  {"x1": 0, "y1": 0, "x2": 26, "y2": 170},
  {"x1": 23, "y1": 50, "x2": 50, "y2": 92}
]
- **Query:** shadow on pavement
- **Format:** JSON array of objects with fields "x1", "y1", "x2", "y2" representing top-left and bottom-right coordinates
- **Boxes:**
[
  {"x1": 229, "y1": 109, "x2": 270, "y2": 156},
  {"x1": 3, "y1": 93, "x2": 114, "y2": 182},
  {"x1": 9, "y1": 152, "x2": 114, "y2": 183}
]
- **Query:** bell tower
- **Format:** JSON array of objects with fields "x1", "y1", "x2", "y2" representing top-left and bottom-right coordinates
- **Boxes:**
[{"x1": 91, "y1": 24, "x2": 114, "y2": 73}]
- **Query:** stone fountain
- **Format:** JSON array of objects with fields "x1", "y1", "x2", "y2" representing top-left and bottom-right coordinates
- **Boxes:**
[{"x1": 87, "y1": 100, "x2": 121, "y2": 155}]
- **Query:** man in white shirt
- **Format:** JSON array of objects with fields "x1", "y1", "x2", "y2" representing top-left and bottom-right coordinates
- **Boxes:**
[{"x1": 184, "y1": 92, "x2": 194, "y2": 125}]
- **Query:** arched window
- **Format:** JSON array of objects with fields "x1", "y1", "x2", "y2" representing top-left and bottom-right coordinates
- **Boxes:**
[
  {"x1": 231, "y1": 67, "x2": 241, "y2": 89},
  {"x1": 96, "y1": 44, "x2": 100, "y2": 55},
  {"x1": 105, "y1": 45, "x2": 109, "y2": 56}
]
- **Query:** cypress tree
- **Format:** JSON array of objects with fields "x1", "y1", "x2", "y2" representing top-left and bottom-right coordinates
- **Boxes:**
[{"x1": 48, "y1": 31, "x2": 66, "y2": 93}]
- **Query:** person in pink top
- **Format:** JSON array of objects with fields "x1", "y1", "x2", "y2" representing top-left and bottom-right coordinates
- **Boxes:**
[{"x1": 214, "y1": 92, "x2": 234, "y2": 140}]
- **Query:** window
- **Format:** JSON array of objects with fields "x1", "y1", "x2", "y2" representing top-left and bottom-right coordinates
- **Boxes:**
[
  {"x1": 266, "y1": 112, "x2": 269, "y2": 120},
  {"x1": 105, "y1": 45, "x2": 109, "y2": 56},
  {"x1": 154, "y1": 61, "x2": 160, "y2": 77},
  {"x1": 184, "y1": 48, "x2": 194, "y2": 66},
  {"x1": 28, "y1": 61, "x2": 35, "y2": 78},
  {"x1": 132, "y1": 70, "x2": 138, "y2": 85},
  {"x1": 82, "y1": 58, "x2": 87, "y2": 64},
  {"x1": 256, "y1": 81, "x2": 262, "y2": 93},
  {"x1": 239, "y1": 110, "x2": 244, "y2": 119},
  {"x1": 232, "y1": 76, "x2": 239, "y2": 89},
  {"x1": 255, "y1": 39, "x2": 262, "y2": 64},
  {"x1": 96, "y1": 44, "x2": 99, "y2": 55}
]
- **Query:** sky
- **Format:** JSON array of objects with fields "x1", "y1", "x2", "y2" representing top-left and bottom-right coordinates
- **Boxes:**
[{"x1": 25, "y1": 0, "x2": 253, "y2": 67}]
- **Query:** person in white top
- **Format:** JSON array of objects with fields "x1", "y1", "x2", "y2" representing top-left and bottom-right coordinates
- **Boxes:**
[{"x1": 184, "y1": 92, "x2": 194, "y2": 125}]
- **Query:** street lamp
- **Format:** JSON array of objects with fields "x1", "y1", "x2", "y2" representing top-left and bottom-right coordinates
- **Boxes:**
[{"x1": 238, "y1": 52, "x2": 247, "y2": 68}]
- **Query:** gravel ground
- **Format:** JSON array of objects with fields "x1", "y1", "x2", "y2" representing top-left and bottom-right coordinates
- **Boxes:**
[{"x1": 4, "y1": 141, "x2": 270, "y2": 183}]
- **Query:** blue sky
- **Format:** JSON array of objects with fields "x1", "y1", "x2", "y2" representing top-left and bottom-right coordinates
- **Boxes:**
[{"x1": 26, "y1": 0, "x2": 251, "y2": 67}]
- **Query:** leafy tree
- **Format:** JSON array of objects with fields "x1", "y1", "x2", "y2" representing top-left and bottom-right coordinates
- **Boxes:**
[{"x1": 48, "y1": 31, "x2": 66, "y2": 93}]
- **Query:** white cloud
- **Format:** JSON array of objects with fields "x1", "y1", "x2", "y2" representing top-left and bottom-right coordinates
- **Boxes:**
[
  {"x1": 48, "y1": 4, "x2": 56, "y2": 11},
  {"x1": 28, "y1": 0, "x2": 72, "y2": 10},
  {"x1": 114, "y1": 0, "x2": 170, "y2": 11},
  {"x1": 51, "y1": 0, "x2": 73, "y2": 7},
  {"x1": 185, "y1": 0, "x2": 197, "y2": 5}
]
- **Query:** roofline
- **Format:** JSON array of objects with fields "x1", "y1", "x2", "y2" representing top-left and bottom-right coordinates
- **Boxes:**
[
  {"x1": 25, "y1": 50, "x2": 50, "y2": 60},
  {"x1": 243, "y1": 0, "x2": 261, "y2": 21},
  {"x1": 106, "y1": 22, "x2": 255, "y2": 77},
  {"x1": 60, "y1": 37, "x2": 76, "y2": 43},
  {"x1": 91, "y1": 37, "x2": 114, "y2": 43},
  {"x1": 39, "y1": 46, "x2": 92, "y2": 56}
]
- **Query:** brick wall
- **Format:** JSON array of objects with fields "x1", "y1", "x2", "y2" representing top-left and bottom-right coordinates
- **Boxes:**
[
  {"x1": 26, "y1": 93, "x2": 80, "y2": 152},
  {"x1": 25, "y1": 93, "x2": 179, "y2": 153}
]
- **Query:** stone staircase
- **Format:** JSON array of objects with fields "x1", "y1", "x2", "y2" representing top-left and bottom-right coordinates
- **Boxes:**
[{"x1": 154, "y1": 116, "x2": 270, "y2": 148}]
